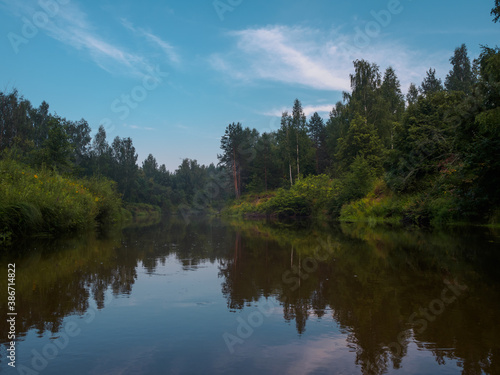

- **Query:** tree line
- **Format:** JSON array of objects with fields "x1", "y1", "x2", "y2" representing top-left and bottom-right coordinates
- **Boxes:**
[
  {"x1": 0, "y1": 91, "x2": 227, "y2": 213},
  {"x1": 2, "y1": 42, "x2": 498, "y2": 225},
  {"x1": 217, "y1": 44, "x2": 500, "y2": 223}
]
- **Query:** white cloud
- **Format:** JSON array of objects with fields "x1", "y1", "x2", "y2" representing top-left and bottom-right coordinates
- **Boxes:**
[
  {"x1": 210, "y1": 25, "x2": 449, "y2": 93},
  {"x1": 263, "y1": 104, "x2": 335, "y2": 118},
  {"x1": 3, "y1": 1, "x2": 179, "y2": 78},
  {"x1": 303, "y1": 104, "x2": 335, "y2": 116}
]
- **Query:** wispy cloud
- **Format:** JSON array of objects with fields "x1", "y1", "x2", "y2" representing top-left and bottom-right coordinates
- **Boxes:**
[
  {"x1": 210, "y1": 25, "x2": 449, "y2": 93},
  {"x1": 124, "y1": 124, "x2": 155, "y2": 131},
  {"x1": 121, "y1": 19, "x2": 180, "y2": 64},
  {"x1": 2, "y1": 1, "x2": 178, "y2": 78}
]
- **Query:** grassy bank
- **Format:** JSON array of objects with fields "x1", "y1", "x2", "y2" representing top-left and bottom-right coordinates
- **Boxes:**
[
  {"x1": 0, "y1": 159, "x2": 125, "y2": 243},
  {"x1": 224, "y1": 173, "x2": 380, "y2": 222},
  {"x1": 223, "y1": 175, "x2": 498, "y2": 228},
  {"x1": 224, "y1": 175, "x2": 339, "y2": 219}
]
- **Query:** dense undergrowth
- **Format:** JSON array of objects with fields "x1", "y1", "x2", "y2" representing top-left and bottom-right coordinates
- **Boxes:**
[
  {"x1": 0, "y1": 159, "x2": 125, "y2": 243},
  {"x1": 224, "y1": 174, "x2": 498, "y2": 227}
]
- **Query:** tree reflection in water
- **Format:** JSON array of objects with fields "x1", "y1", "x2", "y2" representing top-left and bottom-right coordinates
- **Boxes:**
[
  {"x1": 219, "y1": 219, "x2": 500, "y2": 375},
  {"x1": 0, "y1": 218, "x2": 499, "y2": 374}
]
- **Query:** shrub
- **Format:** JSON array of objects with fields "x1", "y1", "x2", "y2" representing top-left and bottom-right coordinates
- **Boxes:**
[
  {"x1": 0, "y1": 158, "x2": 124, "y2": 241},
  {"x1": 261, "y1": 188, "x2": 312, "y2": 217}
]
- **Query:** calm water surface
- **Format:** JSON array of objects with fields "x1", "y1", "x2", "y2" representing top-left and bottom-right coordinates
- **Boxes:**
[{"x1": 1, "y1": 218, "x2": 499, "y2": 375}]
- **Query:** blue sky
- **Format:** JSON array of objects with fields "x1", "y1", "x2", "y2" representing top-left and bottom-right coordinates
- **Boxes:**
[{"x1": 1, "y1": 0, "x2": 498, "y2": 171}]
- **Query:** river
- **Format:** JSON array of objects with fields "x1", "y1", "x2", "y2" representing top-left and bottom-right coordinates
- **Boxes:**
[{"x1": 1, "y1": 217, "x2": 499, "y2": 374}]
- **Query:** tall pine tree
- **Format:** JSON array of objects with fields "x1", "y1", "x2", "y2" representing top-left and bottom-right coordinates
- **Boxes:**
[{"x1": 445, "y1": 44, "x2": 474, "y2": 94}]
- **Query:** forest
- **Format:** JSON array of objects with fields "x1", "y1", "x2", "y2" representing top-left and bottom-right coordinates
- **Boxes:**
[
  {"x1": 1, "y1": 41, "x2": 499, "y2": 240},
  {"x1": 219, "y1": 44, "x2": 500, "y2": 225}
]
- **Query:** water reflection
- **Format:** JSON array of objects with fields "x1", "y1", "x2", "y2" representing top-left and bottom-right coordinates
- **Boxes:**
[
  {"x1": 220, "y1": 220, "x2": 500, "y2": 374},
  {"x1": 0, "y1": 218, "x2": 499, "y2": 374}
]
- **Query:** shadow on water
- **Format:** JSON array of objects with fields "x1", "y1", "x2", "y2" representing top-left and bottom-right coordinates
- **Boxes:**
[{"x1": 0, "y1": 216, "x2": 499, "y2": 374}]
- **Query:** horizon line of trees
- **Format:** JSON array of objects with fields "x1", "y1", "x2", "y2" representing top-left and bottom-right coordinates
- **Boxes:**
[
  {"x1": 1, "y1": 35, "x2": 499, "y2": 222},
  {"x1": 217, "y1": 43, "x2": 500, "y2": 221},
  {"x1": 0, "y1": 90, "x2": 228, "y2": 211}
]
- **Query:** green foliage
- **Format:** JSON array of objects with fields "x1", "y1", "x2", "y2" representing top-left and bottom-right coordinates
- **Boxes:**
[
  {"x1": 492, "y1": 0, "x2": 500, "y2": 22},
  {"x1": 125, "y1": 203, "x2": 162, "y2": 220},
  {"x1": 308, "y1": 112, "x2": 328, "y2": 174},
  {"x1": 0, "y1": 158, "x2": 123, "y2": 241},
  {"x1": 406, "y1": 83, "x2": 419, "y2": 106},
  {"x1": 340, "y1": 181, "x2": 459, "y2": 227},
  {"x1": 261, "y1": 188, "x2": 312, "y2": 217},
  {"x1": 419, "y1": 68, "x2": 444, "y2": 97},
  {"x1": 1, "y1": 31, "x2": 499, "y2": 231},
  {"x1": 83, "y1": 176, "x2": 123, "y2": 225},
  {"x1": 445, "y1": 44, "x2": 474, "y2": 94},
  {"x1": 325, "y1": 101, "x2": 350, "y2": 177},
  {"x1": 335, "y1": 114, "x2": 384, "y2": 175},
  {"x1": 386, "y1": 90, "x2": 461, "y2": 192},
  {"x1": 341, "y1": 155, "x2": 377, "y2": 202},
  {"x1": 340, "y1": 181, "x2": 399, "y2": 224},
  {"x1": 227, "y1": 175, "x2": 343, "y2": 218}
]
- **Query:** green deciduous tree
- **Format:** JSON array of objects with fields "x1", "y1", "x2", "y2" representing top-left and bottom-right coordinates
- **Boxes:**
[
  {"x1": 66, "y1": 118, "x2": 91, "y2": 171},
  {"x1": 41, "y1": 116, "x2": 73, "y2": 171},
  {"x1": 111, "y1": 136, "x2": 138, "y2": 200},
  {"x1": 344, "y1": 60, "x2": 382, "y2": 123}
]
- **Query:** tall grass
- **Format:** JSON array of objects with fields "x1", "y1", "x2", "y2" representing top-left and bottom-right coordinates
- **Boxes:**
[
  {"x1": 225, "y1": 175, "x2": 343, "y2": 218},
  {"x1": 0, "y1": 159, "x2": 123, "y2": 241}
]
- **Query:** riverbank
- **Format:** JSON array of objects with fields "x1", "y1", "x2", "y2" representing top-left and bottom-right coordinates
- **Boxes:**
[
  {"x1": 125, "y1": 203, "x2": 162, "y2": 221},
  {"x1": 0, "y1": 159, "x2": 126, "y2": 244},
  {"x1": 222, "y1": 176, "x2": 500, "y2": 228}
]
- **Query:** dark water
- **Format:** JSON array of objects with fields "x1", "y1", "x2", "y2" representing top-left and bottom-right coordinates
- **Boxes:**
[{"x1": 1, "y1": 217, "x2": 499, "y2": 375}]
